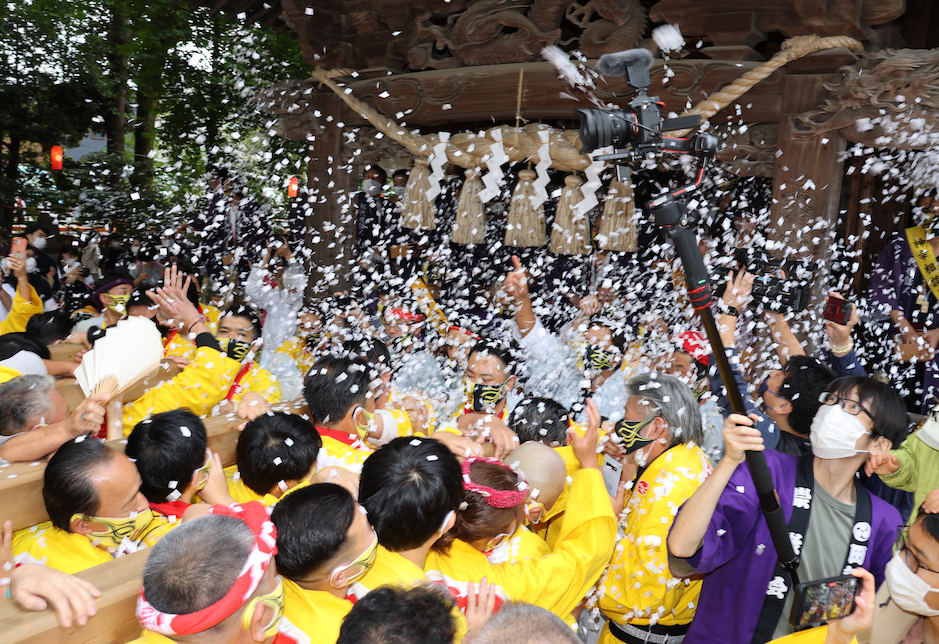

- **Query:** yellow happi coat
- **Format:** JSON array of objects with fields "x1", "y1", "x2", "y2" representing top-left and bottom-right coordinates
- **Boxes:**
[
  {"x1": 0, "y1": 284, "x2": 43, "y2": 335},
  {"x1": 122, "y1": 347, "x2": 281, "y2": 431},
  {"x1": 279, "y1": 580, "x2": 353, "y2": 644},
  {"x1": 315, "y1": 426, "x2": 373, "y2": 474},
  {"x1": 597, "y1": 442, "x2": 711, "y2": 640},
  {"x1": 348, "y1": 545, "x2": 427, "y2": 601},
  {"x1": 12, "y1": 518, "x2": 175, "y2": 574},
  {"x1": 485, "y1": 525, "x2": 551, "y2": 564},
  {"x1": 424, "y1": 467, "x2": 615, "y2": 619}
]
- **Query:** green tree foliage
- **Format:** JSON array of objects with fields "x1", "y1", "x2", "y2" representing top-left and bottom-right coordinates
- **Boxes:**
[{"x1": 1, "y1": 0, "x2": 309, "y2": 239}]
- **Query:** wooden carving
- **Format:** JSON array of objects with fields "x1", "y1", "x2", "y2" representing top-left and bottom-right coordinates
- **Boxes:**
[
  {"x1": 793, "y1": 48, "x2": 939, "y2": 150},
  {"x1": 410, "y1": 1, "x2": 560, "y2": 68},
  {"x1": 407, "y1": 0, "x2": 646, "y2": 70},
  {"x1": 564, "y1": 0, "x2": 648, "y2": 59}
]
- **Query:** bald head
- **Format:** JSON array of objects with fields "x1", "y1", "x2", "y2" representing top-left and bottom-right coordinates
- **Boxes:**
[{"x1": 508, "y1": 442, "x2": 566, "y2": 509}]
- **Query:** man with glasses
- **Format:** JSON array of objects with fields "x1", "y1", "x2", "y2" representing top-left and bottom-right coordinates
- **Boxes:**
[
  {"x1": 271, "y1": 484, "x2": 379, "y2": 644},
  {"x1": 879, "y1": 511, "x2": 939, "y2": 642},
  {"x1": 668, "y1": 376, "x2": 907, "y2": 643},
  {"x1": 131, "y1": 501, "x2": 285, "y2": 644}
]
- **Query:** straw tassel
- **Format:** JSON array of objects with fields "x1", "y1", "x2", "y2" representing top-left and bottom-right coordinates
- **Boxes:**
[
  {"x1": 400, "y1": 158, "x2": 436, "y2": 230},
  {"x1": 505, "y1": 169, "x2": 546, "y2": 247},
  {"x1": 549, "y1": 174, "x2": 590, "y2": 255},
  {"x1": 597, "y1": 176, "x2": 637, "y2": 252},
  {"x1": 451, "y1": 167, "x2": 485, "y2": 244}
]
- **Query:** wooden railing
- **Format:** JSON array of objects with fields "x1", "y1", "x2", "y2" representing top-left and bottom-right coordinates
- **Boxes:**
[{"x1": 0, "y1": 398, "x2": 309, "y2": 644}]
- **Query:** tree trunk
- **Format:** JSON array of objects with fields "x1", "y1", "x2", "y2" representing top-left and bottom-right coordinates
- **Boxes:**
[
  {"x1": 103, "y1": 5, "x2": 130, "y2": 189},
  {"x1": 205, "y1": 15, "x2": 223, "y2": 165},
  {"x1": 1, "y1": 134, "x2": 20, "y2": 230},
  {"x1": 132, "y1": 89, "x2": 158, "y2": 191}
]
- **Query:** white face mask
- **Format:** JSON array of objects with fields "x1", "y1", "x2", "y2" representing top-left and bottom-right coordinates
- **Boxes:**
[
  {"x1": 31, "y1": 236, "x2": 47, "y2": 250},
  {"x1": 393, "y1": 186, "x2": 406, "y2": 200},
  {"x1": 886, "y1": 551, "x2": 939, "y2": 616},
  {"x1": 809, "y1": 404, "x2": 871, "y2": 460},
  {"x1": 363, "y1": 179, "x2": 383, "y2": 198},
  {"x1": 4, "y1": 257, "x2": 38, "y2": 275}
]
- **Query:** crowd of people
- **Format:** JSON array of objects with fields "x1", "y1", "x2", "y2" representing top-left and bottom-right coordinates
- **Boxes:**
[{"x1": 2, "y1": 169, "x2": 939, "y2": 644}]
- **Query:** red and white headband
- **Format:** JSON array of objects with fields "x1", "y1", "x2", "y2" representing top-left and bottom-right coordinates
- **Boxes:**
[
  {"x1": 448, "y1": 325, "x2": 481, "y2": 341},
  {"x1": 461, "y1": 457, "x2": 529, "y2": 509},
  {"x1": 385, "y1": 308, "x2": 424, "y2": 322},
  {"x1": 136, "y1": 501, "x2": 277, "y2": 636},
  {"x1": 678, "y1": 330, "x2": 710, "y2": 367}
]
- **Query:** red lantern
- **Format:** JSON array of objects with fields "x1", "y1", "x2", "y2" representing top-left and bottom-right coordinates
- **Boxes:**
[
  {"x1": 287, "y1": 176, "x2": 300, "y2": 198},
  {"x1": 50, "y1": 145, "x2": 63, "y2": 171}
]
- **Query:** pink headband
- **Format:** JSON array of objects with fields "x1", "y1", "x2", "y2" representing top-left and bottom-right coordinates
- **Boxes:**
[
  {"x1": 461, "y1": 457, "x2": 529, "y2": 509},
  {"x1": 136, "y1": 501, "x2": 277, "y2": 635}
]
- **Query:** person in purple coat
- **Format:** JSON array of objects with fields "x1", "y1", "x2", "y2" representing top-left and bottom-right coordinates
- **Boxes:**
[{"x1": 667, "y1": 375, "x2": 908, "y2": 644}]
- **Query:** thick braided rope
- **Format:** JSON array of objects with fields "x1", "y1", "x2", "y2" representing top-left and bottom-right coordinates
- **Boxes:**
[
  {"x1": 311, "y1": 34, "x2": 863, "y2": 169},
  {"x1": 670, "y1": 35, "x2": 863, "y2": 136}
]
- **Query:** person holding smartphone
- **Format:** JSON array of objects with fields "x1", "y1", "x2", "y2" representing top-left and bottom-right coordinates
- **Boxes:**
[
  {"x1": 667, "y1": 376, "x2": 906, "y2": 643},
  {"x1": 0, "y1": 252, "x2": 43, "y2": 335}
]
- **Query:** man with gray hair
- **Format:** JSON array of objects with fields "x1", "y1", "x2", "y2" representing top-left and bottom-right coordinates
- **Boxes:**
[
  {"x1": 590, "y1": 372, "x2": 711, "y2": 644},
  {"x1": 129, "y1": 501, "x2": 285, "y2": 644},
  {"x1": 0, "y1": 374, "x2": 107, "y2": 464}
]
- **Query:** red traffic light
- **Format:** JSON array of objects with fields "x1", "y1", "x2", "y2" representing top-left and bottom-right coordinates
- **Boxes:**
[
  {"x1": 50, "y1": 145, "x2": 63, "y2": 171},
  {"x1": 287, "y1": 176, "x2": 300, "y2": 198}
]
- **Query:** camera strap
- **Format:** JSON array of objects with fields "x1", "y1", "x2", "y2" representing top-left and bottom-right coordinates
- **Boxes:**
[{"x1": 750, "y1": 452, "x2": 872, "y2": 643}]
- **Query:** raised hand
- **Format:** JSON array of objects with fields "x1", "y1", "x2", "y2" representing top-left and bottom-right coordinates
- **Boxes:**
[
  {"x1": 503, "y1": 255, "x2": 529, "y2": 302},
  {"x1": 721, "y1": 413, "x2": 764, "y2": 464},
  {"x1": 570, "y1": 399, "x2": 601, "y2": 470}
]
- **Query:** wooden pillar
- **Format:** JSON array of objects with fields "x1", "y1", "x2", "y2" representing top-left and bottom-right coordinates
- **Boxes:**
[
  {"x1": 304, "y1": 93, "x2": 356, "y2": 299},
  {"x1": 768, "y1": 73, "x2": 846, "y2": 352}
]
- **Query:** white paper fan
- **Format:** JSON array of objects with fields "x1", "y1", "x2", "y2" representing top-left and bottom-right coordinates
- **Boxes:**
[{"x1": 75, "y1": 316, "x2": 163, "y2": 397}]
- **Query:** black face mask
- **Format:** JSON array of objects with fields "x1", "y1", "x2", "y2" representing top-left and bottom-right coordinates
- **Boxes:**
[
  {"x1": 389, "y1": 334, "x2": 415, "y2": 353},
  {"x1": 584, "y1": 345, "x2": 616, "y2": 371},
  {"x1": 304, "y1": 332, "x2": 322, "y2": 351},
  {"x1": 613, "y1": 417, "x2": 656, "y2": 454},
  {"x1": 465, "y1": 378, "x2": 509, "y2": 412},
  {"x1": 218, "y1": 337, "x2": 252, "y2": 362}
]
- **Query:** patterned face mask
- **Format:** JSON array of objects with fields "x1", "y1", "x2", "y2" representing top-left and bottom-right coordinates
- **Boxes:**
[
  {"x1": 584, "y1": 345, "x2": 616, "y2": 371},
  {"x1": 71, "y1": 508, "x2": 157, "y2": 549},
  {"x1": 103, "y1": 293, "x2": 131, "y2": 314},
  {"x1": 465, "y1": 378, "x2": 510, "y2": 412},
  {"x1": 613, "y1": 417, "x2": 657, "y2": 454},
  {"x1": 217, "y1": 337, "x2": 252, "y2": 362}
]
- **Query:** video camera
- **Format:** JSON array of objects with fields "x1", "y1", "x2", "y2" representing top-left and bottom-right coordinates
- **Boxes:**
[
  {"x1": 711, "y1": 248, "x2": 819, "y2": 313},
  {"x1": 576, "y1": 48, "x2": 806, "y2": 617},
  {"x1": 577, "y1": 49, "x2": 718, "y2": 163}
]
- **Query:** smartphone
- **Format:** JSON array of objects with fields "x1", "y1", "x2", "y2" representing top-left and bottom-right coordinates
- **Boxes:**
[
  {"x1": 823, "y1": 296, "x2": 853, "y2": 325},
  {"x1": 602, "y1": 454, "x2": 623, "y2": 497},
  {"x1": 789, "y1": 574, "x2": 859, "y2": 629},
  {"x1": 10, "y1": 237, "x2": 27, "y2": 260}
]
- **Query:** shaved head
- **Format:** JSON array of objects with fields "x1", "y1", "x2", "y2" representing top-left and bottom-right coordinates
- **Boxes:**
[{"x1": 508, "y1": 442, "x2": 566, "y2": 509}]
